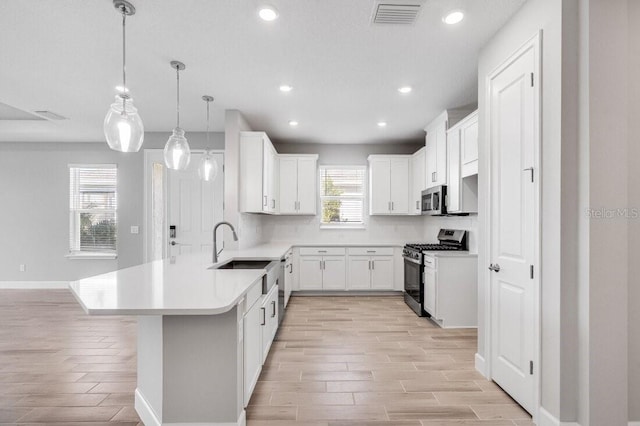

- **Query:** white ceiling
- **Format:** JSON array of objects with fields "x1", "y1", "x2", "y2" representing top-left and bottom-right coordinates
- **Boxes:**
[{"x1": 0, "y1": 0, "x2": 525, "y2": 144}]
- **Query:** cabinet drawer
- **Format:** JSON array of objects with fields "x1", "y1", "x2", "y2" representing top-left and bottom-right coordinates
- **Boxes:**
[
  {"x1": 347, "y1": 247, "x2": 394, "y2": 256},
  {"x1": 299, "y1": 247, "x2": 346, "y2": 256}
]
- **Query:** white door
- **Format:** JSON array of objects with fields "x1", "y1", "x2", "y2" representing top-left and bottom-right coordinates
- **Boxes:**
[
  {"x1": 299, "y1": 257, "x2": 323, "y2": 290},
  {"x1": 489, "y1": 39, "x2": 538, "y2": 414},
  {"x1": 389, "y1": 158, "x2": 409, "y2": 214},
  {"x1": 297, "y1": 157, "x2": 317, "y2": 214},
  {"x1": 370, "y1": 256, "x2": 394, "y2": 290},
  {"x1": 348, "y1": 256, "x2": 371, "y2": 290},
  {"x1": 322, "y1": 256, "x2": 346, "y2": 290},
  {"x1": 168, "y1": 152, "x2": 224, "y2": 257},
  {"x1": 370, "y1": 158, "x2": 391, "y2": 214},
  {"x1": 279, "y1": 157, "x2": 298, "y2": 214}
]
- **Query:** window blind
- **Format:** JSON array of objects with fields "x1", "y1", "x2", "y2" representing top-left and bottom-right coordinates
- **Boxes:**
[
  {"x1": 69, "y1": 165, "x2": 117, "y2": 253},
  {"x1": 319, "y1": 166, "x2": 366, "y2": 225}
]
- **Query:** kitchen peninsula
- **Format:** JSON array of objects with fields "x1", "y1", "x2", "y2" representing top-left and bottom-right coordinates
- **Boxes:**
[{"x1": 69, "y1": 243, "x2": 292, "y2": 426}]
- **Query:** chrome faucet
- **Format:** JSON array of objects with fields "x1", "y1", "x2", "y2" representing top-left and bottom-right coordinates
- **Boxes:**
[{"x1": 213, "y1": 221, "x2": 238, "y2": 263}]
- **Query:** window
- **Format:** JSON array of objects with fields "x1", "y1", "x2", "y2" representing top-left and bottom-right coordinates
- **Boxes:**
[
  {"x1": 319, "y1": 166, "x2": 366, "y2": 227},
  {"x1": 68, "y1": 165, "x2": 117, "y2": 257}
]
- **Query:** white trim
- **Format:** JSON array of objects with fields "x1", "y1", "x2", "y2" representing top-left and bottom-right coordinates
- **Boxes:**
[
  {"x1": 65, "y1": 253, "x2": 117, "y2": 260},
  {"x1": 629, "y1": 422, "x2": 640, "y2": 426},
  {"x1": 135, "y1": 388, "x2": 246, "y2": 426},
  {"x1": 483, "y1": 30, "x2": 542, "y2": 422},
  {"x1": 474, "y1": 353, "x2": 489, "y2": 378},
  {"x1": 537, "y1": 407, "x2": 581, "y2": 426},
  {"x1": 0, "y1": 281, "x2": 69, "y2": 289}
]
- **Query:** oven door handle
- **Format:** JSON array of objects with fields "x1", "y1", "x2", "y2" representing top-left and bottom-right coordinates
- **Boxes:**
[{"x1": 402, "y1": 256, "x2": 422, "y2": 265}]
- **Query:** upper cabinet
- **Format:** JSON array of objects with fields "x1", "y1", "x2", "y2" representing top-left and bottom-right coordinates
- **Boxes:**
[
  {"x1": 239, "y1": 131, "x2": 278, "y2": 214},
  {"x1": 446, "y1": 110, "x2": 478, "y2": 214},
  {"x1": 424, "y1": 108, "x2": 475, "y2": 189},
  {"x1": 411, "y1": 148, "x2": 426, "y2": 215},
  {"x1": 278, "y1": 155, "x2": 318, "y2": 215},
  {"x1": 368, "y1": 155, "x2": 410, "y2": 215}
]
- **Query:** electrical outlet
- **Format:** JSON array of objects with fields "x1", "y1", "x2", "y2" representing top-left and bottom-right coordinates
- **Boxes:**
[
  {"x1": 130, "y1": 226, "x2": 139, "y2": 234},
  {"x1": 19, "y1": 264, "x2": 26, "y2": 272}
]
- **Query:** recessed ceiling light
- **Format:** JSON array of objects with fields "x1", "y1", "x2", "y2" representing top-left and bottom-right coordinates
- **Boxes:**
[
  {"x1": 377, "y1": 121, "x2": 387, "y2": 127},
  {"x1": 279, "y1": 85, "x2": 293, "y2": 92},
  {"x1": 398, "y1": 86, "x2": 412, "y2": 94},
  {"x1": 289, "y1": 120, "x2": 299, "y2": 127},
  {"x1": 443, "y1": 10, "x2": 464, "y2": 25},
  {"x1": 115, "y1": 85, "x2": 129, "y2": 93},
  {"x1": 259, "y1": 6, "x2": 279, "y2": 21}
]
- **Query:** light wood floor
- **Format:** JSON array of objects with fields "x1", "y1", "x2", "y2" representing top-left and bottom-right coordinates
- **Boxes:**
[{"x1": 0, "y1": 291, "x2": 532, "y2": 426}]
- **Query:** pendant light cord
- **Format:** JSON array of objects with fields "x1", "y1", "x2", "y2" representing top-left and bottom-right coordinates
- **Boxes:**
[
  {"x1": 176, "y1": 66, "x2": 180, "y2": 128},
  {"x1": 206, "y1": 100, "x2": 210, "y2": 147},
  {"x1": 121, "y1": 8, "x2": 126, "y2": 112}
]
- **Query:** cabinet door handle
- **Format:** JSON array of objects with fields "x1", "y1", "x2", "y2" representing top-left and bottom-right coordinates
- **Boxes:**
[
  {"x1": 271, "y1": 300, "x2": 276, "y2": 317},
  {"x1": 391, "y1": 201, "x2": 394, "y2": 211},
  {"x1": 263, "y1": 195, "x2": 268, "y2": 206},
  {"x1": 416, "y1": 200, "x2": 419, "y2": 209},
  {"x1": 366, "y1": 250, "x2": 376, "y2": 253},
  {"x1": 372, "y1": 260, "x2": 375, "y2": 270},
  {"x1": 434, "y1": 171, "x2": 437, "y2": 182},
  {"x1": 368, "y1": 260, "x2": 371, "y2": 270},
  {"x1": 318, "y1": 250, "x2": 327, "y2": 253},
  {"x1": 272, "y1": 199, "x2": 275, "y2": 208},
  {"x1": 260, "y1": 307, "x2": 266, "y2": 325}
]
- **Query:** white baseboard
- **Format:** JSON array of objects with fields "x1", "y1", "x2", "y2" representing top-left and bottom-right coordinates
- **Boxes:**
[
  {"x1": 629, "y1": 422, "x2": 640, "y2": 426},
  {"x1": 475, "y1": 353, "x2": 489, "y2": 378},
  {"x1": 135, "y1": 388, "x2": 246, "y2": 426},
  {"x1": 537, "y1": 407, "x2": 580, "y2": 426},
  {"x1": 0, "y1": 281, "x2": 69, "y2": 289}
]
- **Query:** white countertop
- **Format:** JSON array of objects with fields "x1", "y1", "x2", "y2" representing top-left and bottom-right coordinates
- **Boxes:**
[{"x1": 422, "y1": 250, "x2": 478, "y2": 257}]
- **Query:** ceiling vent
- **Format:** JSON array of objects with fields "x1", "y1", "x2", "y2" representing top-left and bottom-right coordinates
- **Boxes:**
[
  {"x1": 372, "y1": 2, "x2": 423, "y2": 25},
  {"x1": 34, "y1": 110, "x2": 68, "y2": 120}
]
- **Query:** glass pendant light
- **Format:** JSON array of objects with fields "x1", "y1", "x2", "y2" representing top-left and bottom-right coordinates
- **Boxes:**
[
  {"x1": 198, "y1": 96, "x2": 219, "y2": 182},
  {"x1": 104, "y1": 0, "x2": 144, "y2": 153},
  {"x1": 164, "y1": 61, "x2": 191, "y2": 170}
]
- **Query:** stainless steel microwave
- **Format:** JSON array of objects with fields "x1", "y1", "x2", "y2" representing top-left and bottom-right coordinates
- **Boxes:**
[{"x1": 421, "y1": 185, "x2": 447, "y2": 216}]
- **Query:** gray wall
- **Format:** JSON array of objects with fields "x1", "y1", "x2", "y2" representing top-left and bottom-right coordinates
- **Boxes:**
[
  {"x1": 0, "y1": 131, "x2": 224, "y2": 282},
  {"x1": 629, "y1": 1, "x2": 640, "y2": 421}
]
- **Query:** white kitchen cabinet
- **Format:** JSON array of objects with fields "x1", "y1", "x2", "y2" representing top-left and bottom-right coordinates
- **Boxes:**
[
  {"x1": 299, "y1": 256, "x2": 323, "y2": 290},
  {"x1": 446, "y1": 110, "x2": 478, "y2": 214},
  {"x1": 460, "y1": 111, "x2": 479, "y2": 177},
  {"x1": 422, "y1": 253, "x2": 478, "y2": 328},
  {"x1": 424, "y1": 109, "x2": 475, "y2": 190},
  {"x1": 261, "y1": 285, "x2": 278, "y2": 362},
  {"x1": 240, "y1": 131, "x2": 278, "y2": 214},
  {"x1": 368, "y1": 155, "x2": 411, "y2": 215},
  {"x1": 411, "y1": 148, "x2": 426, "y2": 214},
  {"x1": 346, "y1": 247, "x2": 395, "y2": 290},
  {"x1": 243, "y1": 296, "x2": 263, "y2": 406},
  {"x1": 298, "y1": 248, "x2": 346, "y2": 291},
  {"x1": 278, "y1": 154, "x2": 318, "y2": 215}
]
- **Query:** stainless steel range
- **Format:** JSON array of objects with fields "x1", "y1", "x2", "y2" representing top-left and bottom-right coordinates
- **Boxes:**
[{"x1": 403, "y1": 229, "x2": 467, "y2": 316}]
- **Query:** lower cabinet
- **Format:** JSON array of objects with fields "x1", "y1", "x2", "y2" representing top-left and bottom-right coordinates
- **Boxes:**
[
  {"x1": 243, "y1": 295, "x2": 263, "y2": 407},
  {"x1": 261, "y1": 285, "x2": 278, "y2": 362},
  {"x1": 347, "y1": 248, "x2": 394, "y2": 290},
  {"x1": 243, "y1": 283, "x2": 279, "y2": 407},
  {"x1": 298, "y1": 247, "x2": 395, "y2": 291},
  {"x1": 298, "y1": 248, "x2": 347, "y2": 290}
]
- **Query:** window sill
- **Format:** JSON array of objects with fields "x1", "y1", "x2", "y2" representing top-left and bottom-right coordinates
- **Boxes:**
[
  {"x1": 65, "y1": 253, "x2": 117, "y2": 260},
  {"x1": 320, "y1": 224, "x2": 366, "y2": 230}
]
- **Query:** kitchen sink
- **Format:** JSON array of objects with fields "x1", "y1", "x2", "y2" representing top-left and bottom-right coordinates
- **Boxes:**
[{"x1": 213, "y1": 260, "x2": 272, "y2": 270}]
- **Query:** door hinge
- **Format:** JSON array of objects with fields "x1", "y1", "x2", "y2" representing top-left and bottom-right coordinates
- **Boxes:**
[
  {"x1": 530, "y1": 265, "x2": 534, "y2": 279},
  {"x1": 529, "y1": 360, "x2": 534, "y2": 375},
  {"x1": 530, "y1": 73, "x2": 534, "y2": 87}
]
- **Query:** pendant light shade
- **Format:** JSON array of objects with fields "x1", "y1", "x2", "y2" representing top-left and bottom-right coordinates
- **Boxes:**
[
  {"x1": 104, "y1": 0, "x2": 144, "y2": 152},
  {"x1": 198, "y1": 95, "x2": 219, "y2": 182},
  {"x1": 104, "y1": 95, "x2": 144, "y2": 152},
  {"x1": 164, "y1": 61, "x2": 191, "y2": 170}
]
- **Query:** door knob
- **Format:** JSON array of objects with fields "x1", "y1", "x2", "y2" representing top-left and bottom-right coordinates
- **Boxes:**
[
  {"x1": 170, "y1": 241, "x2": 177, "y2": 246},
  {"x1": 488, "y1": 263, "x2": 501, "y2": 272}
]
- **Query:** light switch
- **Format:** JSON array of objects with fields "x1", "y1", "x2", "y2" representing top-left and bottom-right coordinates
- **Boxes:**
[
  {"x1": 19, "y1": 264, "x2": 26, "y2": 272},
  {"x1": 130, "y1": 226, "x2": 139, "y2": 234}
]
